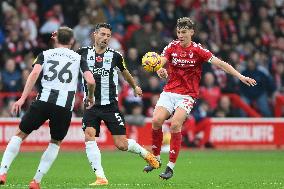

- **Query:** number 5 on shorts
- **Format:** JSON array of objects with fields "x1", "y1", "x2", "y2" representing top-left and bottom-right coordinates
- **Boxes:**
[{"x1": 115, "y1": 113, "x2": 124, "y2": 126}]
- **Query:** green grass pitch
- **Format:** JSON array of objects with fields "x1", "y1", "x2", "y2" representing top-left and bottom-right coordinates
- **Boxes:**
[{"x1": 1, "y1": 150, "x2": 284, "y2": 189}]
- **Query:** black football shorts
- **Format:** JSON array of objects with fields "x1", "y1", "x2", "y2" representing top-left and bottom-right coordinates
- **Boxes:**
[{"x1": 82, "y1": 103, "x2": 126, "y2": 137}]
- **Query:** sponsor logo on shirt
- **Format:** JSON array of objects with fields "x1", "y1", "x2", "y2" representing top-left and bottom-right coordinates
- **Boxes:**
[
  {"x1": 93, "y1": 67, "x2": 110, "y2": 76},
  {"x1": 172, "y1": 57, "x2": 196, "y2": 66}
]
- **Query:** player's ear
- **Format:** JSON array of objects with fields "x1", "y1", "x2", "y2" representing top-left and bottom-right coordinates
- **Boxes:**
[{"x1": 189, "y1": 29, "x2": 194, "y2": 35}]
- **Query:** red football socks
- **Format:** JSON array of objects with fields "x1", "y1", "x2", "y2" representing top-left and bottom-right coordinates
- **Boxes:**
[
  {"x1": 169, "y1": 132, "x2": 182, "y2": 163},
  {"x1": 152, "y1": 128, "x2": 163, "y2": 156}
]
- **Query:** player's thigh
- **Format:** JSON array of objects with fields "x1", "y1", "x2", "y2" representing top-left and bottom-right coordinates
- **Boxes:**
[
  {"x1": 175, "y1": 95, "x2": 195, "y2": 115},
  {"x1": 19, "y1": 101, "x2": 48, "y2": 135},
  {"x1": 102, "y1": 110, "x2": 126, "y2": 136},
  {"x1": 49, "y1": 105, "x2": 72, "y2": 141},
  {"x1": 155, "y1": 92, "x2": 175, "y2": 115},
  {"x1": 152, "y1": 106, "x2": 171, "y2": 127},
  {"x1": 82, "y1": 108, "x2": 101, "y2": 137}
]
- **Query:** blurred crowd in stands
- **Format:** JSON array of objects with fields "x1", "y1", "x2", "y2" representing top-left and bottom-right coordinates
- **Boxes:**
[{"x1": 0, "y1": 0, "x2": 284, "y2": 122}]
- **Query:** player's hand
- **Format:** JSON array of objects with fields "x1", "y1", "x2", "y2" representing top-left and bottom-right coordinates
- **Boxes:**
[
  {"x1": 11, "y1": 98, "x2": 25, "y2": 115},
  {"x1": 157, "y1": 68, "x2": 168, "y2": 79},
  {"x1": 134, "y1": 86, "x2": 143, "y2": 97},
  {"x1": 239, "y1": 75, "x2": 257, "y2": 86},
  {"x1": 85, "y1": 97, "x2": 95, "y2": 109}
]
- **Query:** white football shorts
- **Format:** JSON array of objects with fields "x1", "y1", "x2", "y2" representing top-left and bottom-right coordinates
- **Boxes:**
[{"x1": 155, "y1": 91, "x2": 195, "y2": 115}]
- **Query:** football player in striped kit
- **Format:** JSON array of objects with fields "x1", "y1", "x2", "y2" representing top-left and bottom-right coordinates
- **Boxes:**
[
  {"x1": 78, "y1": 23, "x2": 159, "y2": 186},
  {"x1": 0, "y1": 27, "x2": 95, "y2": 189}
]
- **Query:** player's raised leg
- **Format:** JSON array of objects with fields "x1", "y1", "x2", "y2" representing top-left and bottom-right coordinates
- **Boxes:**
[
  {"x1": 112, "y1": 135, "x2": 160, "y2": 168},
  {"x1": 160, "y1": 107, "x2": 187, "y2": 180},
  {"x1": 0, "y1": 130, "x2": 28, "y2": 185},
  {"x1": 85, "y1": 127, "x2": 108, "y2": 186},
  {"x1": 144, "y1": 106, "x2": 170, "y2": 173}
]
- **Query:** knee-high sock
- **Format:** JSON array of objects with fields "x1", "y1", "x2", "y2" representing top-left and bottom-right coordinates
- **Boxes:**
[
  {"x1": 152, "y1": 128, "x2": 163, "y2": 156},
  {"x1": 127, "y1": 139, "x2": 148, "y2": 157},
  {"x1": 0, "y1": 136, "x2": 22, "y2": 175},
  {"x1": 168, "y1": 132, "x2": 182, "y2": 169},
  {"x1": 33, "y1": 143, "x2": 60, "y2": 183},
  {"x1": 85, "y1": 141, "x2": 106, "y2": 179}
]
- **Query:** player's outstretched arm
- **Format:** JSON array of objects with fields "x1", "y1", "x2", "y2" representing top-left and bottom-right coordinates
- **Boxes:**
[
  {"x1": 11, "y1": 64, "x2": 42, "y2": 115},
  {"x1": 121, "y1": 69, "x2": 142, "y2": 97},
  {"x1": 211, "y1": 56, "x2": 257, "y2": 87}
]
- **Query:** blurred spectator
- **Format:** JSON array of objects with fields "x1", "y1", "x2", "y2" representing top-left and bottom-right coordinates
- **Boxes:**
[
  {"x1": 273, "y1": 62, "x2": 284, "y2": 95},
  {"x1": 125, "y1": 47, "x2": 139, "y2": 73},
  {"x1": 124, "y1": 14, "x2": 142, "y2": 45},
  {"x1": 129, "y1": 21, "x2": 164, "y2": 57},
  {"x1": 213, "y1": 95, "x2": 241, "y2": 117},
  {"x1": 85, "y1": 0, "x2": 106, "y2": 26},
  {"x1": 240, "y1": 59, "x2": 275, "y2": 117},
  {"x1": 20, "y1": 9, "x2": 37, "y2": 41},
  {"x1": 109, "y1": 37, "x2": 124, "y2": 55},
  {"x1": 73, "y1": 15, "x2": 93, "y2": 47},
  {"x1": 125, "y1": 103, "x2": 145, "y2": 126},
  {"x1": 143, "y1": 75, "x2": 163, "y2": 94},
  {"x1": 1, "y1": 58, "x2": 21, "y2": 92},
  {"x1": 39, "y1": 11, "x2": 60, "y2": 34},
  {"x1": 199, "y1": 72, "x2": 221, "y2": 110}
]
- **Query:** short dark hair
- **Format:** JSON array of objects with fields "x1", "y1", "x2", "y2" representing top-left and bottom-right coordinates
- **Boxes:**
[
  {"x1": 176, "y1": 17, "x2": 195, "y2": 30},
  {"x1": 95, "y1": 23, "x2": 112, "y2": 32},
  {"x1": 56, "y1": 26, "x2": 74, "y2": 45}
]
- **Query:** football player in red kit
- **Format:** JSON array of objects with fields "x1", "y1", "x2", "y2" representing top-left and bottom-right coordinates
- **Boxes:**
[{"x1": 143, "y1": 17, "x2": 257, "y2": 180}]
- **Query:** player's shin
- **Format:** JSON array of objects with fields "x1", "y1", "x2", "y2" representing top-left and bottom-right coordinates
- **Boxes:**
[
  {"x1": 0, "y1": 136, "x2": 22, "y2": 175},
  {"x1": 85, "y1": 141, "x2": 106, "y2": 179},
  {"x1": 33, "y1": 143, "x2": 60, "y2": 183},
  {"x1": 168, "y1": 132, "x2": 182, "y2": 169},
  {"x1": 127, "y1": 139, "x2": 161, "y2": 169},
  {"x1": 127, "y1": 139, "x2": 148, "y2": 157},
  {"x1": 152, "y1": 128, "x2": 163, "y2": 156}
]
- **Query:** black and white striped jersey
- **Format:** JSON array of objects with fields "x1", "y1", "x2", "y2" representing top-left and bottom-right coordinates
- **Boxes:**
[
  {"x1": 77, "y1": 46, "x2": 126, "y2": 105},
  {"x1": 34, "y1": 47, "x2": 89, "y2": 110}
]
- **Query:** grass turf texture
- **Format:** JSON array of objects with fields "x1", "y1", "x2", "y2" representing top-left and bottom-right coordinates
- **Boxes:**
[{"x1": 0, "y1": 150, "x2": 283, "y2": 189}]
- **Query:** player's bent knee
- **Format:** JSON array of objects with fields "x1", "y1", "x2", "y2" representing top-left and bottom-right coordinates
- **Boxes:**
[
  {"x1": 170, "y1": 121, "x2": 182, "y2": 132},
  {"x1": 15, "y1": 129, "x2": 29, "y2": 141},
  {"x1": 152, "y1": 117, "x2": 164, "y2": 129}
]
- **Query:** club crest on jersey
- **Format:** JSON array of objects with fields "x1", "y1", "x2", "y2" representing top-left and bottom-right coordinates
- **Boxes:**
[
  {"x1": 104, "y1": 57, "x2": 112, "y2": 64},
  {"x1": 96, "y1": 56, "x2": 103, "y2": 62},
  {"x1": 189, "y1": 51, "x2": 194, "y2": 58}
]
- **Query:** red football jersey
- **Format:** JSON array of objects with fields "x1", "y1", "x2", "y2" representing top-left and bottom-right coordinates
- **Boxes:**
[{"x1": 161, "y1": 40, "x2": 213, "y2": 98}]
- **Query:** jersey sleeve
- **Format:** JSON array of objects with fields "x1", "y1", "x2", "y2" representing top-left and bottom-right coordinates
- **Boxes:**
[
  {"x1": 32, "y1": 52, "x2": 44, "y2": 67},
  {"x1": 197, "y1": 44, "x2": 213, "y2": 63},
  {"x1": 80, "y1": 56, "x2": 89, "y2": 72},
  {"x1": 115, "y1": 53, "x2": 127, "y2": 72},
  {"x1": 161, "y1": 42, "x2": 172, "y2": 60}
]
